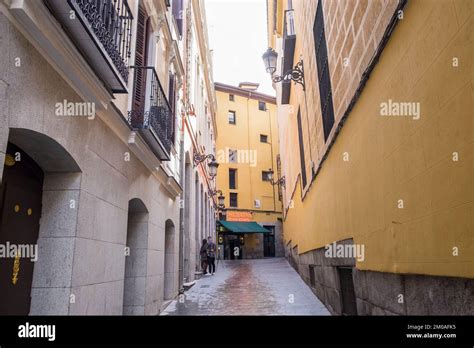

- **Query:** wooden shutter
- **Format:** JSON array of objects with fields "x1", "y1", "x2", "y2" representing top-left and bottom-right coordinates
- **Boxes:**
[
  {"x1": 168, "y1": 73, "x2": 177, "y2": 142},
  {"x1": 313, "y1": 0, "x2": 335, "y2": 141},
  {"x1": 297, "y1": 108, "x2": 307, "y2": 188},
  {"x1": 132, "y1": 3, "x2": 149, "y2": 114}
]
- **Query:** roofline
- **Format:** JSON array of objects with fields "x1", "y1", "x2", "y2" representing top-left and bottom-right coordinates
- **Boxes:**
[
  {"x1": 214, "y1": 82, "x2": 276, "y2": 104},
  {"x1": 238, "y1": 82, "x2": 259, "y2": 86}
]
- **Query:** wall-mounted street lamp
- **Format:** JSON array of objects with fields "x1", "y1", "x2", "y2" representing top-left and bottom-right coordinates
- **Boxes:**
[
  {"x1": 262, "y1": 47, "x2": 305, "y2": 90},
  {"x1": 267, "y1": 169, "x2": 286, "y2": 188},
  {"x1": 218, "y1": 207, "x2": 227, "y2": 221},
  {"x1": 194, "y1": 153, "x2": 219, "y2": 178},
  {"x1": 209, "y1": 189, "x2": 225, "y2": 208}
]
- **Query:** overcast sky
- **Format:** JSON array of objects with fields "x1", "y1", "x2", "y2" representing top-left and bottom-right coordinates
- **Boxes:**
[{"x1": 205, "y1": 0, "x2": 275, "y2": 96}]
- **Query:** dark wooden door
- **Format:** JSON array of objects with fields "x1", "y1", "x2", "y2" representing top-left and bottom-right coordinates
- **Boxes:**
[
  {"x1": 0, "y1": 143, "x2": 43, "y2": 315},
  {"x1": 263, "y1": 226, "x2": 275, "y2": 257},
  {"x1": 338, "y1": 267, "x2": 358, "y2": 315}
]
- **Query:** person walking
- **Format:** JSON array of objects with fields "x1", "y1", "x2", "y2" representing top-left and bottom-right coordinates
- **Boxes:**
[
  {"x1": 200, "y1": 239, "x2": 208, "y2": 275},
  {"x1": 207, "y1": 236, "x2": 217, "y2": 275}
]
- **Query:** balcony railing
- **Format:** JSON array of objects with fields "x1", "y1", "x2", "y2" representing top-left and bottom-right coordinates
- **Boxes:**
[
  {"x1": 75, "y1": 0, "x2": 133, "y2": 81},
  {"x1": 45, "y1": 0, "x2": 133, "y2": 92},
  {"x1": 128, "y1": 67, "x2": 174, "y2": 161}
]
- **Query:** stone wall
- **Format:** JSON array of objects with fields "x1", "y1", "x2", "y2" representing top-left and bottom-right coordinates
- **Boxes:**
[
  {"x1": 286, "y1": 239, "x2": 474, "y2": 315},
  {"x1": 0, "y1": 12, "x2": 180, "y2": 315}
]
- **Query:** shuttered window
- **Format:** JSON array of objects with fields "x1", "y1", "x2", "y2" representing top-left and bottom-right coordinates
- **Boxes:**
[
  {"x1": 313, "y1": 0, "x2": 335, "y2": 141},
  {"x1": 230, "y1": 193, "x2": 238, "y2": 208},
  {"x1": 229, "y1": 169, "x2": 237, "y2": 189},
  {"x1": 297, "y1": 108, "x2": 307, "y2": 188},
  {"x1": 168, "y1": 73, "x2": 176, "y2": 142},
  {"x1": 132, "y1": 3, "x2": 150, "y2": 113}
]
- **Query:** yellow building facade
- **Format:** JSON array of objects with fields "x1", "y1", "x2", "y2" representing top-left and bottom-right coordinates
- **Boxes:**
[
  {"x1": 215, "y1": 82, "x2": 284, "y2": 259},
  {"x1": 267, "y1": 0, "x2": 473, "y2": 315}
]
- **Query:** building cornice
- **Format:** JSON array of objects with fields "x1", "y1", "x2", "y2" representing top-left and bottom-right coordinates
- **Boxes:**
[
  {"x1": 225, "y1": 208, "x2": 282, "y2": 215},
  {"x1": 215, "y1": 82, "x2": 277, "y2": 104}
]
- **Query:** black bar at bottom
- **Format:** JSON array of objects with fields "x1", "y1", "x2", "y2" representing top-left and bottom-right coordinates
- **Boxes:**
[{"x1": 0, "y1": 316, "x2": 473, "y2": 345}]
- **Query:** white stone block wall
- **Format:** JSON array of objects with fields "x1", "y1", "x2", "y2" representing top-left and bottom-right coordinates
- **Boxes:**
[{"x1": 0, "y1": 12, "x2": 181, "y2": 315}]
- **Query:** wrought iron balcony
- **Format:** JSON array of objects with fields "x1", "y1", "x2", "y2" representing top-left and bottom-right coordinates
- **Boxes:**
[
  {"x1": 45, "y1": 0, "x2": 133, "y2": 93},
  {"x1": 128, "y1": 67, "x2": 174, "y2": 161}
]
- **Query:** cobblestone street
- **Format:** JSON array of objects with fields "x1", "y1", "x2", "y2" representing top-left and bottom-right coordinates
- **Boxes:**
[{"x1": 161, "y1": 258, "x2": 330, "y2": 315}]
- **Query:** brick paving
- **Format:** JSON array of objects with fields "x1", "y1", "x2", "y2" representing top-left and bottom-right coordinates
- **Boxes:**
[{"x1": 161, "y1": 258, "x2": 330, "y2": 315}]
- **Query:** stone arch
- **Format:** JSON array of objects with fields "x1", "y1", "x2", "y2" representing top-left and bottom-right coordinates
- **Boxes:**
[
  {"x1": 0, "y1": 128, "x2": 82, "y2": 315},
  {"x1": 123, "y1": 198, "x2": 149, "y2": 315},
  {"x1": 164, "y1": 219, "x2": 176, "y2": 300}
]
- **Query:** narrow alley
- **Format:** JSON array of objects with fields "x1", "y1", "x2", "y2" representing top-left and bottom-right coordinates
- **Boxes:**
[{"x1": 162, "y1": 258, "x2": 329, "y2": 315}]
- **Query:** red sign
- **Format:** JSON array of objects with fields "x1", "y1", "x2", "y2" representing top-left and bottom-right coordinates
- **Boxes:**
[{"x1": 226, "y1": 211, "x2": 253, "y2": 222}]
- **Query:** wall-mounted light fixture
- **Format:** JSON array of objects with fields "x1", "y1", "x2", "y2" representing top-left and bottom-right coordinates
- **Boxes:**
[
  {"x1": 193, "y1": 153, "x2": 219, "y2": 178},
  {"x1": 209, "y1": 189, "x2": 225, "y2": 208},
  {"x1": 266, "y1": 169, "x2": 286, "y2": 188},
  {"x1": 218, "y1": 208, "x2": 227, "y2": 221},
  {"x1": 262, "y1": 47, "x2": 305, "y2": 90}
]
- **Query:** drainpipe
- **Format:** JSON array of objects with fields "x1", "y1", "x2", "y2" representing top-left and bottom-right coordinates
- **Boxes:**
[{"x1": 178, "y1": 104, "x2": 185, "y2": 294}]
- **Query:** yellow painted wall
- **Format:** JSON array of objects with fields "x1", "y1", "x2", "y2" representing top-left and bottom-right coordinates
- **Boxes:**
[
  {"x1": 267, "y1": 0, "x2": 290, "y2": 48},
  {"x1": 215, "y1": 88, "x2": 282, "y2": 222},
  {"x1": 274, "y1": 0, "x2": 473, "y2": 278}
]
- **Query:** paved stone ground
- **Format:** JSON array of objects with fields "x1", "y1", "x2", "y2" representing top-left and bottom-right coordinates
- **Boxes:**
[{"x1": 161, "y1": 258, "x2": 330, "y2": 315}]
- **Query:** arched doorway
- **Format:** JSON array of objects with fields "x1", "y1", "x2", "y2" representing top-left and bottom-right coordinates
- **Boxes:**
[
  {"x1": 0, "y1": 128, "x2": 81, "y2": 315},
  {"x1": 123, "y1": 198, "x2": 149, "y2": 315},
  {"x1": 164, "y1": 219, "x2": 175, "y2": 300}
]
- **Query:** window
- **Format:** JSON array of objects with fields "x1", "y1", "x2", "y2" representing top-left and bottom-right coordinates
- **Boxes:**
[
  {"x1": 314, "y1": 0, "x2": 335, "y2": 141},
  {"x1": 229, "y1": 169, "x2": 237, "y2": 189},
  {"x1": 262, "y1": 171, "x2": 272, "y2": 182},
  {"x1": 229, "y1": 149, "x2": 237, "y2": 163},
  {"x1": 254, "y1": 199, "x2": 261, "y2": 208},
  {"x1": 230, "y1": 193, "x2": 238, "y2": 207},
  {"x1": 132, "y1": 3, "x2": 150, "y2": 113},
  {"x1": 228, "y1": 110, "x2": 236, "y2": 124},
  {"x1": 258, "y1": 101, "x2": 266, "y2": 111},
  {"x1": 309, "y1": 265, "x2": 315, "y2": 287},
  {"x1": 172, "y1": 0, "x2": 183, "y2": 36},
  {"x1": 297, "y1": 108, "x2": 307, "y2": 188},
  {"x1": 276, "y1": 154, "x2": 282, "y2": 201},
  {"x1": 168, "y1": 73, "x2": 176, "y2": 142},
  {"x1": 338, "y1": 267, "x2": 358, "y2": 315},
  {"x1": 260, "y1": 134, "x2": 268, "y2": 143},
  {"x1": 229, "y1": 94, "x2": 235, "y2": 101}
]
